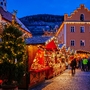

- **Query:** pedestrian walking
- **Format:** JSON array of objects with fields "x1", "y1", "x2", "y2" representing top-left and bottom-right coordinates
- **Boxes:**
[
  {"x1": 81, "y1": 58, "x2": 84, "y2": 71},
  {"x1": 77, "y1": 57, "x2": 82, "y2": 69},
  {"x1": 70, "y1": 58, "x2": 77, "y2": 76},
  {"x1": 82, "y1": 57, "x2": 88, "y2": 71}
]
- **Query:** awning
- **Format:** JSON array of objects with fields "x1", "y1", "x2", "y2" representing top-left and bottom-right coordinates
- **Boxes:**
[
  {"x1": 45, "y1": 40, "x2": 57, "y2": 50},
  {"x1": 76, "y1": 50, "x2": 90, "y2": 54}
]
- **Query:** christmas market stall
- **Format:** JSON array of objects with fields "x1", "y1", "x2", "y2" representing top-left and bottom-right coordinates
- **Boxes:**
[
  {"x1": 44, "y1": 37, "x2": 63, "y2": 78},
  {"x1": 75, "y1": 50, "x2": 90, "y2": 68},
  {"x1": 58, "y1": 44, "x2": 68, "y2": 71},
  {"x1": 25, "y1": 36, "x2": 58, "y2": 88},
  {"x1": 76, "y1": 50, "x2": 90, "y2": 58},
  {"x1": 26, "y1": 36, "x2": 69, "y2": 88},
  {"x1": 59, "y1": 45, "x2": 76, "y2": 67}
]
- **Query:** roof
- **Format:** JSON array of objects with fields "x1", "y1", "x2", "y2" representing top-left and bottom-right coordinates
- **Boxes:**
[
  {"x1": 0, "y1": 7, "x2": 31, "y2": 33},
  {"x1": 0, "y1": 7, "x2": 12, "y2": 21},
  {"x1": 76, "y1": 50, "x2": 90, "y2": 54},
  {"x1": 15, "y1": 17, "x2": 30, "y2": 33},
  {"x1": 25, "y1": 36, "x2": 52, "y2": 45},
  {"x1": 45, "y1": 40, "x2": 57, "y2": 50},
  {"x1": 58, "y1": 43, "x2": 65, "y2": 48}
]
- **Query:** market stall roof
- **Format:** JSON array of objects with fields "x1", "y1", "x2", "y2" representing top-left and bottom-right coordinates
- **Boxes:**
[
  {"x1": 25, "y1": 36, "x2": 52, "y2": 45},
  {"x1": 76, "y1": 50, "x2": 90, "y2": 54},
  {"x1": 58, "y1": 44, "x2": 66, "y2": 48},
  {"x1": 45, "y1": 40, "x2": 57, "y2": 50}
]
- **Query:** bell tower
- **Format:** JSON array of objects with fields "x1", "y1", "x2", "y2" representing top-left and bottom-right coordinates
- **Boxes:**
[{"x1": 0, "y1": 0, "x2": 7, "y2": 11}]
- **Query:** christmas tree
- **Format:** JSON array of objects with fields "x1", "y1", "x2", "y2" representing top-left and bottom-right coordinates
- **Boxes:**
[{"x1": 0, "y1": 24, "x2": 27, "y2": 85}]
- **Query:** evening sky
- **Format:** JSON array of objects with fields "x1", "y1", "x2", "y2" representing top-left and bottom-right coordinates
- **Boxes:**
[{"x1": 7, "y1": 0, "x2": 90, "y2": 18}]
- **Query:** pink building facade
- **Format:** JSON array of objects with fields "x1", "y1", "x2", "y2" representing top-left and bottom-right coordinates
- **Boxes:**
[{"x1": 56, "y1": 4, "x2": 90, "y2": 52}]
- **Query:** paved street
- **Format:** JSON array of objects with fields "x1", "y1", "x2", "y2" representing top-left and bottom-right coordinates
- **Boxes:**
[{"x1": 31, "y1": 69, "x2": 90, "y2": 90}]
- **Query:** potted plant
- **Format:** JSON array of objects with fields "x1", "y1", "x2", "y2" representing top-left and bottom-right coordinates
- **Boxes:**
[{"x1": 0, "y1": 24, "x2": 27, "y2": 89}]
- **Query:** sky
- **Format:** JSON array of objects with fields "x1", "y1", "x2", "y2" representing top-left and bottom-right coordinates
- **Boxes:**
[{"x1": 7, "y1": 0, "x2": 90, "y2": 18}]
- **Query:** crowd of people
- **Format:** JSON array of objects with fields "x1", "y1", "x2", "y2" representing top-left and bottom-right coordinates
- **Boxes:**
[
  {"x1": 78, "y1": 57, "x2": 90, "y2": 71},
  {"x1": 69, "y1": 56, "x2": 90, "y2": 76}
]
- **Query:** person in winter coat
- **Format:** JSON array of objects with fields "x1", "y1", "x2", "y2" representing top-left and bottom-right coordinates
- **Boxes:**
[
  {"x1": 82, "y1": 57, "x2": 88, "y2": 71},
  {"x1": 70, "y1": 58, "x2": 77, "y2": 76}
]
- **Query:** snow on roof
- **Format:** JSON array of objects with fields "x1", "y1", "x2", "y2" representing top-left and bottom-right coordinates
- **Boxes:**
[
  {"x1": 15, "y1": 17, "x2": 30, "y2": 33},
  {"x1": 0, "y1": 7, "x2": 31, "y2": 33},
  {"x1": 25, "y1": 36, "x2": 52, "y2": 45}
]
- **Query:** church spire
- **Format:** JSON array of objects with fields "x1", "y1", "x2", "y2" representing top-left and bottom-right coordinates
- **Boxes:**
[{"x1": 0, "y1": 0, "x2": 7, "y2": 11}]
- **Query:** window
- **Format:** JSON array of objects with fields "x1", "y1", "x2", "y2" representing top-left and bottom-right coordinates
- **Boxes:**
[
  {"x1": 80, "y1": 14, "x2": 84, "y2": 21},
  {"x1": 1, "y1": 2, "x2": 3, "y2": 5},
  {"x1": 70, "y1": 26, "x2": 75, "y2": 32},
  {"x1": 80, "y1": 40, "x2": 85, "y2": 46},
  {"x1": 71, "y1": 40, "x2": 75, "y2": 46},
  {"x1": 80, "y1": 26, "x2": 85, "y2": 33},
  {"x1": 4, "y1": 3, "x2": 6, "y2": 6}
]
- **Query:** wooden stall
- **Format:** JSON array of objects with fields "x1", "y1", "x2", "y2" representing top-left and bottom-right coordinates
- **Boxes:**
[
  {"x1": 44, "y1": 39, "x2": 58, "y2": 79},
  {"x1": 26, "y1": 36, "x2": 57, "y2": 88},
  {"x1": 26, "y1": 36, "x2": 68, "y2": 88},
  {"x1": 44, "y1": 38, "x2": 66, "y2": 78}
]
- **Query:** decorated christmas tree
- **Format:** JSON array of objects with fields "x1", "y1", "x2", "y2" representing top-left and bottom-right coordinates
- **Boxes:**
[{"x1": 0, "y1": 24, "x2": 27, "y2": 86}]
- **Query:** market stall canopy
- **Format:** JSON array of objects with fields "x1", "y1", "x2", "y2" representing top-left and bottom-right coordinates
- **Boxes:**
[
  {"x1": 25, "y1": 36, "x2": 58, "y2": 50},
  {"x1": 58, "y1": 44, "x2": 66, "y2": 49},
  {"x1": 25, "y1": 36, "x2": 52, "y2": 45},
  {"x1": 45, "y1": 40, "x2": 57, "y2": 50},
  {"x1": 76, "y1": 50, "x2": 90, "y2": 54}
]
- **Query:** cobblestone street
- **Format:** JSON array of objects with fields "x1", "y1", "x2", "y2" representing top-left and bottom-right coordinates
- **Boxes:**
[{"x1": 31, "y1": 69, "x2": 90, "y2": 90}]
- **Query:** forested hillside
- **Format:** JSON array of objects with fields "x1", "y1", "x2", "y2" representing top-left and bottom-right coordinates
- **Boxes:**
[{"x1": 20, "y1": 14, "x2": 64, "y2": 36}]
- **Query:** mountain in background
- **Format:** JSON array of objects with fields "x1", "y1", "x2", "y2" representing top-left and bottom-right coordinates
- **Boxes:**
[{"x1": 19, "y1": 14, "x2": 64, "y2": 36}]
